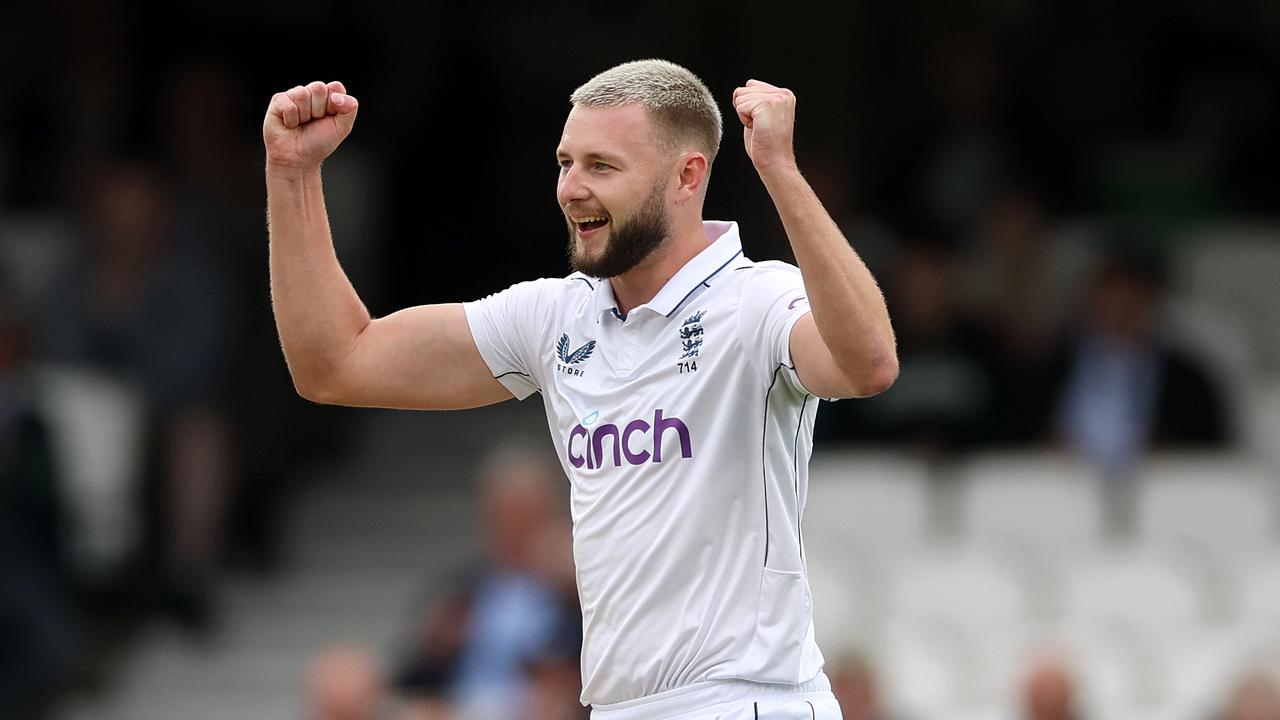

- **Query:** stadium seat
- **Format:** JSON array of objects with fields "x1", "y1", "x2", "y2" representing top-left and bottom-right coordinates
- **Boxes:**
[
  {"x1": 953, "y1": 453, "x2": 1106, "y2": 618},
  {"x1": 879, "y1": 612, "x2": 1031, "y2": 720},
  {"x1": 1161, "y1": 293, "x2": 1257, "y2": 426},
  {"x1": 0, "y1": 213, "x2": 77, "y2": 310},
  {"x1": 33, "y1": 364, "x2": 148, "y2": 576},
  {"x1": 1071, "y1": 631, "x2": 1174, "y2": 720},
  {"x1": 955, "y1": 452, "x2": 1105, "y2": 558},
  {"x1": 878, "y1": 616, "x2": 971, "y2": 720},
  {"x1": 1241, "y1": 378, "x2": 1280, "y2": 476},
  {"x1": 1231, "y1": 551, "x2": 1280, "y2": 622},
  {"x1": 1173, "y1": 226, "x2": 1280, "y2": 372},
  {"x1": 1158, "y1": 626, "x2": 1261, "y2": 720},
  {"x1": 1135, "y1": 454, "x2": 1277, "y2": 571},
  {"x1": 887, "y1": 546, "x2": 1031, "y2": 629},
  {"x1": 805, "y1": 553, "x2": 882, "y2": 657},
  {"x1": 805, "y1": 450, "x2": 933, "y2": 554},
  {"x1": 1060, "y1": 544, "x2": 1206, "y2": 631},
  {"x1": 883, "y1": 541, "x2": 1036, "y2": 709}
]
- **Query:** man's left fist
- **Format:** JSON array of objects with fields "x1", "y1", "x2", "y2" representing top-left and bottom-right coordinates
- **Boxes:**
[{"x1": 732, "y1": 79, "x2": 797, "y2": 173}]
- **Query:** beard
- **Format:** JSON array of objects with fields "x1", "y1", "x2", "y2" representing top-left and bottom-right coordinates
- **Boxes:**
[{"x1": 565, "y1": 180, "x2": 669, "y2": 279}]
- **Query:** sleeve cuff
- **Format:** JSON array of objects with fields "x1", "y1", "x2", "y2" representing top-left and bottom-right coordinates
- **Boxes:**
[{"x1": 463, "y1": 300, "x2": 540, "y2": 401}]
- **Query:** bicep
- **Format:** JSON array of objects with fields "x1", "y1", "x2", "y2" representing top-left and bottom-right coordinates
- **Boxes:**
[
  {"x1": 325, "y1": 303, "x2": 513, "y2": 410},
  {"x1": 789, "y1": 313, "x2": 850, "y2": 400},
  {"x1": 789, "y1": 313, "x2": 892, "y2": 400}
]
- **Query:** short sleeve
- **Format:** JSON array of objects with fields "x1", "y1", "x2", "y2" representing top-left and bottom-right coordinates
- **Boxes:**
[
  {"x1": 737, "y1": 262, "x2": 813, "y2": 394},
  {"x1": 463, "y1": 280, "x2": 551, "y2": 400}
]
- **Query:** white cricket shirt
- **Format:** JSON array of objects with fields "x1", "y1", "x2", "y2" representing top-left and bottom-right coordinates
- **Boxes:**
[{"x1": 463, "y1": 220, "x2": 826, "y2": 709}]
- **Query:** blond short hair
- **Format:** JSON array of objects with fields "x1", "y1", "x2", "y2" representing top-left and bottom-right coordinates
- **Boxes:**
[{"x1": 570, "y1": 59, "x2": 723, "y2": 167}]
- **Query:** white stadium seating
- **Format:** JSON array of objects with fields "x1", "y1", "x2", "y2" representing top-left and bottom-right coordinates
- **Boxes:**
[
  {"x1": 1060, "y1": 544, "x2": 1205, "y2": 630},
  {"x1": 1135, "y1": 454, "x2": 1277, "y2": 569},
  {"x1": 955, "y1": 452, "x2": 1105, "y2": 558},
  {"x1": 793, "y1": 447, "x2": 1280, "y2": 719},
  {"x1": 1173, "y1": 227, "x2": 1280, "y2": 372},
  {"x1": 805, "y1": 450, "x2": 933, "y2": 553}
]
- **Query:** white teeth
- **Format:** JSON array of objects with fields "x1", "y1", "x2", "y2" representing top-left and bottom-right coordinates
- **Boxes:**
[{"x1": 574, "y1": 215, "x2": 608, "y2": 223}]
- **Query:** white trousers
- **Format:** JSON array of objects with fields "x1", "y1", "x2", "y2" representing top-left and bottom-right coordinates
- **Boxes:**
[
  {"x1": 669, "y1": 693, "x2": 844, "y2": 720},
  {"x1": 591, "y1": 675, "x2": 844, "y2": 720}
]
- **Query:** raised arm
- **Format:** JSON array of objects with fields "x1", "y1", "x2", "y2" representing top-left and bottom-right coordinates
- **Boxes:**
[
  {"x1": 732, "y1": 79, "x2": 898, "y2": 399},
  {"x1": 264, "y1": 81, "x2": 511, "y2": 410}
]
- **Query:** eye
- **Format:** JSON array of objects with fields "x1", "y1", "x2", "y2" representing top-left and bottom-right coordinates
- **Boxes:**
[
  {"x1": 593, "y1": 161, "x2": 612, "y2": 171},
  {"x1": 557, "y1": 159, "x2": 572, "y2": 170}
]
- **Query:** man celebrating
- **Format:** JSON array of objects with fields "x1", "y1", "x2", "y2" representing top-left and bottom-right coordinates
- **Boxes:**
[{"x1": 265, "y1": 60, "x2": 897, "y2": 719}]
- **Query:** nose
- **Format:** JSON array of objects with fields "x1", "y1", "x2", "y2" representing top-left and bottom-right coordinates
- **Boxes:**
[{"x1": 557, "y1": 164, "x2": 590, "y2": 207}]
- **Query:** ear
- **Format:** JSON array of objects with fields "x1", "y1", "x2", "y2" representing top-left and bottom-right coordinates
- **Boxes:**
[{"x1": 673, "y1": 152, "x2": 709, "y2": 204}]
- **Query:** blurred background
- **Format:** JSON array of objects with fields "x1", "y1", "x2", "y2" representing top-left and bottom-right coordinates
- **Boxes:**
[{"x1": 1, "y1": 0, "x2": 1279, "y2": 718}]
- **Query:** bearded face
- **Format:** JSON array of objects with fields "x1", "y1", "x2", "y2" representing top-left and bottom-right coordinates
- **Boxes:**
[
  {"x1": 565, "y1": 176, "x2": 670, "y2": 278},
  {"x1": 556, "y1": 103, "x2": 682, "y2": 280}
]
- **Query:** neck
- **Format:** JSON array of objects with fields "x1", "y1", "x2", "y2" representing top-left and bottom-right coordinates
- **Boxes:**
[{"x1": 610, "y1": 216, "x2": 709, "y2": 316}]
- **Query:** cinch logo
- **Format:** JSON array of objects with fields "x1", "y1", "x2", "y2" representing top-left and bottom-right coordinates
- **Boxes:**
[{"x1": 566, "y1": 409, "x2": 693, "y2": 469}]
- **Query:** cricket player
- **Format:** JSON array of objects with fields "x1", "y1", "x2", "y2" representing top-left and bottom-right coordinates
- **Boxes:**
[{"x1": 264, "y1": 59, "x2": 898, "y2": 720}]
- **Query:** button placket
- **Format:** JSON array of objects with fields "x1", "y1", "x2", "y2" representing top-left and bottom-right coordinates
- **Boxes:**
[{"x1": 615, "y1": 314, "x2": 643, "y2": 374}]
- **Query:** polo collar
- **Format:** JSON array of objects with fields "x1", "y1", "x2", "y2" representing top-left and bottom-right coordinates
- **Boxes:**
[{"x1": 591, "y1": 220, "x2": 744, "y2": 322}]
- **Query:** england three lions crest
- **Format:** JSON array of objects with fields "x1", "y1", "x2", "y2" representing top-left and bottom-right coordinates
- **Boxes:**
[{"x1": 676, "y1": 311, "x2": 705, "y2": 373}]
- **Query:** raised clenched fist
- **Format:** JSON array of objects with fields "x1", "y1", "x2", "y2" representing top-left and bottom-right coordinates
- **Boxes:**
[
  {"x1": 263, "y1": 80, "x2": 359, "y2": 172},
  {"x1": 731, "y1": 79, "x2": 797, "y2": 175}
]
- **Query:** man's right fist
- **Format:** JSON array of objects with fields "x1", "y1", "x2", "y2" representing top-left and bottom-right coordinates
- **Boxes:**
[{"x1": 263, "y1": 80, "x2": 358, "y2": 172}]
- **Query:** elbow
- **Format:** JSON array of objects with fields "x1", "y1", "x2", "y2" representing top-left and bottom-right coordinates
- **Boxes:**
[
  {"x1": 843, "y1": 348, "x2": 898, "y2": 398},
  {"x1": 861, "y1": 356, "x2": 899, "y2": 396},
  {"x1": 293, "y1": 377, "x2": 329, "y2": 405},
  {"x1": 283, "y1": 345, "x2": 356, "y2": 405},
  {"x1": 291, "y1": 369, "x2": 347, "y2": 406}
]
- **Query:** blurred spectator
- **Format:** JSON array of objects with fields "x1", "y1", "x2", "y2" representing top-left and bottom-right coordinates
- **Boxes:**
[
  {"x1": 303, "y1": 446, "x2": 583, "y2": 719},
  {"x1": 1217, "y1": 672, "x2": 1280, "y2": 720},
  {"x1": 803, "y1": 159, "x2": 900, "y2": 280},
  {"x1": 307, "y1": 645, "x2": 388, "y2": 720},
  {"x1": 1019, "y1": 657, "x2": 1079, "y2": 720},
  {"x1": 961, "y1": 189, "x2": 1064, "y2": 360},
  {"x1": 158, "y1": 59, "x2": 304, "y2": 573},
  {"x1": 959, "y1": 188, "x2": 1101, "y2": 444},
  {"x1": 37, "y1": 158, "x2": 234, "y2": 631},
  {"x1": 1036, "y1": 248, "x2": 1229, "y2": 475},
  {"x1": 919, "y1": 34, "x2": 1011, "y2": 231},
  {"x1": 390, "y1": 445, "x2": 580, "y2": 718},
  {"x1": 522, "y1": 634, "x2": 590, "y2": 720},
  {"x1": 817, "y1": 238, "x2": 1001, "y2": 454},
  {"x1": 828, "y1": 653, "x2": 904, "y2": 720},
  {"x1": 0, "y1": 287, "x2": 78, "y2": 718}
]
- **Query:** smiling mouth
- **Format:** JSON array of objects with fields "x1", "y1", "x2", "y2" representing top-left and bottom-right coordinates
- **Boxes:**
[{"x1": 573, "y1": 215, "x2": 610, "y2": 234}]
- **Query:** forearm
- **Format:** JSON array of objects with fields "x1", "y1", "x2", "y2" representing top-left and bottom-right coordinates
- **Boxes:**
[
  {"x1": 759, "y1": 164, "x2": 897, "y2": 381},
  {"x1": 267, "y1": 163, "x2": 372, "y2": 393}
]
